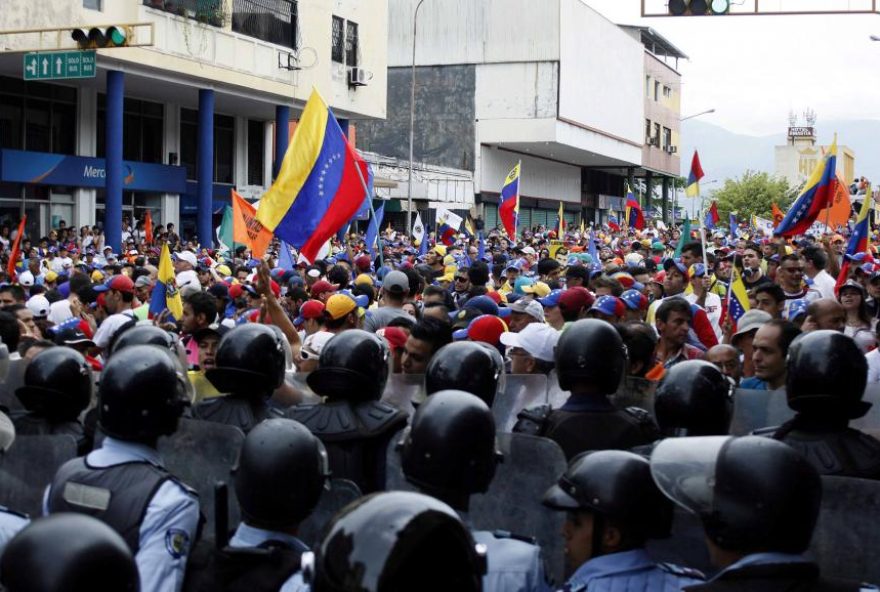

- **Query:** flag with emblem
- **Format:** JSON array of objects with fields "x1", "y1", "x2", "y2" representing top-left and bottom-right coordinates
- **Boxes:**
[
  {"x1": 149, "y1": 243, "x2": 183, "y2": 320},
  {"x1": 721, "y1": 266, "x2": 750, "y2": 332},
  {"x1": 413, "y1": 212, "x2": 426, "y2": 246},
  {"x1": 774, "y1": 137, "x2": 839, "y2": 237},
  {"x1": 499, "y1": 162, "x2": 521, "y2": 240},
  {"x1": 835, "y1": 183, "x2": 872, "y2": 295},
  {"x1": 256, "y1": 88, "x2": 370, "y2": 263}
]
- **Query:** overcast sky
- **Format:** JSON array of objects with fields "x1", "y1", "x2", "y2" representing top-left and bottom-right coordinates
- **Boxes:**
[{"x1": 583, "y1": 0, "x2": 880, "y2": 136}]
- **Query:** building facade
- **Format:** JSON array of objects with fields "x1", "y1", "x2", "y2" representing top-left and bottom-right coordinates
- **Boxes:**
[
  {"x1": 0, "y1": 0, "x2": 387, "y2": 249},
  {"x1": 774, "y1": 124, "x2": 855, "y2": 190}
]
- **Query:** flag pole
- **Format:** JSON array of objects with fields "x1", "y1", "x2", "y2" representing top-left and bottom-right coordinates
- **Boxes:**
[
  {"x1": 352, "y1": 154, "x2": 384, "y2": 270},
  {"x1": 514, "y1": 160, "x2": 521, "y2": 244}
]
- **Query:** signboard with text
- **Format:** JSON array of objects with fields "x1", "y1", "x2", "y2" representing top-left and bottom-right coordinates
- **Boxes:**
[{"x1": 23, "y1": 50, "x2": 96, "y2": 81}]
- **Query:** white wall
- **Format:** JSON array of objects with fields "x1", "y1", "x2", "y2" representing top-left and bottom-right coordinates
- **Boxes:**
[
  {"x1": 388, "y1": 0, "x2": 560, "y2": 67},
  {"x1": 558, "y1": 0, "x2": 644, "y2": 146},
  {"x1": 475, "y1": 62, "x2": 558, "y2": 120},
  {"x1": 480, "y1": 147, "x2": 580, "y2": 204}
]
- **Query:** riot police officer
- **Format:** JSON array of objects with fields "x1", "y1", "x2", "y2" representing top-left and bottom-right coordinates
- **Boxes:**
[
  {"x1": 654, "y1": 360, "x2": 733, "y2": 437},
  {"x1": 185, "y1": 418, "x2": 329, "y2": 591},
  {"x1": 13, "y1": 347, "x2": 93, "y2": 453},
  {"x1": 190, "y1": 324, "x2": 286, "y2": 433},
  {"x1": 761, "y1": 330, "x2": 880, "y2": 479},
  {"x1": 399, "y1": 389, "x2": 551, "y2": 592},
  {"x1": 0, "y1": 513, "x2": 138, "y2": 592},
  {"x1": 543, "y1": 450, "x2": 703, "y2": 591},
  {"x1": 514, "y1": 319, "x2": 658, "y2": 459},
  {"x1": 45, "y1": 344, "x2": 198, "y2": 592},
  {"x1": 301, "y1": 491, "x2": 487, "y2": 591},
  {"x1": 425, "y1": 341, "x2": 504, "y2": 406},
  {"x1": 288, "y1": 330, "x2": 407, "y2": 493},
  {"x1": 651, "y1": 435, "x2": 868, "y2": 591},
  {"x1": 0, "y1": 411, "x2": 29, "y2": 553}
]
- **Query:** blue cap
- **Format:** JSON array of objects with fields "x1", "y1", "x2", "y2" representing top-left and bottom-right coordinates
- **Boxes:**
[
  {"x1": 590, "y1": 295, "x2": 625, "y2": 318},
  {"x1": 663, "y1": 257, "x2": 688, "y2": 275},
  {"x1": 341, "y1": 290, "x2": 369, "y2": 309},
  {"x1": 787, "y1": 298, "x2": 808, "y2": 321},
  {"x1": 538, "y1": 289, "x2": 564, "y2": 308},
  {"x1": 462, "y1": 295, "x2": 499, "y2": 316},
  {"x1": 620, "y1": 289, "x2": 648, "y2": 311}
]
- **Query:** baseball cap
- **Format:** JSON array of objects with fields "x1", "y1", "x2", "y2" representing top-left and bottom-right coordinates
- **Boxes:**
[
  {"x1": 300, "y1": 331, "x2": 335, "y2": 360},
  {"x1": 522, "y1": 281, "x2": 551, "y2": 298},
  {"x1": 449, "y1": 307, "x2": 483, "y2": 331},
  {"x1": 18, "y1": 271, "x2": 34, "y2": 287},
  {"x1": 52, "y1": 325, "x2": 96, "y2": 348},
  {"x1": 731, "y1": 309, "x2": 772, "y2": 342},
  {"x1": 174, "y1": 251, "x2": 198, "y2": 267},
  {"x1": 688, "y1": 264, "x2": 707, "y2": 279},
  {"x1": 382, "y1": 270, "x2": 410, "y2": 295},
  {"x1": 610, "y1": 271, "x2": 635, "y2": 289},
  {"x1": 499, "y1": 322, "x2": 559, "y2": 363},
  {"x1": 787, "y1": 299, "x2": 808, "y2": 321},
  {"x1": 354, "y1": 273, "x2": 374, "y2": 287},
  {"x1": 521, "y1": 246, "x2": 537, "y2": 256},
  {"x1": 310, "y1": 280, "x2": 338, "y2": 299},
  {"x1": 176, "y1": 270, "x2": 201, "y2": 297},
  {"x1": 215, "y1": 264, "x2": 232, "y2": 277},
  {"x1": 377, "y1": 326, "x2": 408, "y2": 353},
  {"x1": 93, "y1": 274, "x2": 135, "y2": 294},
  {"x1": 651, "y1": 242, "x2": 665, "y2": 251},
  {"x1": 589, "y1": 295, "x2": 626, "y2": 319},
  {"x1": 453, "y1": 314, "x2": 508, "y2": 345},
  {"x1": 558, "y1": 287, "x2": 595, "y2": 314},
  {"x1": 538, "y1": 289, "x2": 564, "y2": 308},
  {"x1": 324, "y1": 293, "x2": 363, "y2": 321},
  {"x1": 208, "y1": 283, "x2": 229, "y2": 302},
  {"x1": 463, "y1": 295, "x2": 499, "y2": 316},
  {"x1": 26, "y1": 295, "x2": 50, "y2": 318},
  {"x1": 294, "y1": 300, "x2": 326, "y2": 325},
  {"x1": 431, "y1": 245, "x2": 447, "y2": 257},
  {"x1": 508, "y1": 299, "x2": 545, "y2": 323},
  {"x1": 44, "y1": 271, "x2": 58, "y2": 283},
  {"x1": 134, "y1": 275, "x2": 153, "y2": 289},
  {"x1": 620, "y1": 289, "x2": 648, "y2": 311},
  {"x1": 663, "y1": 258, "x2": 688, "y2": 276}
]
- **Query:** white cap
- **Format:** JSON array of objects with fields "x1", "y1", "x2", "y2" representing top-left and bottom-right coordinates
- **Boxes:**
[
  {"x1": 176, "y1": 270, "x2": 201, "y2": 297},
  {"x1": 26, "y1": 294, "x2": 50, "y2": 318},
  {"x1": 624, "y1": 252, "x2": 644, "y2": 267},
  {"x1": 499, "y1": 322, "x2": 559, "y2": 362},
  {"x1": 521, "y1": 246, "x2": 537, "y2": 256},
  {"x1": 18, "y1": 271, "x2": 34, "y2": 287},
  {"x1": 301, "y1": 331, "x2": 335, "y2": 359},
  {"x1": 175, "y1": 250, "x2": 198, "y2": 268}
]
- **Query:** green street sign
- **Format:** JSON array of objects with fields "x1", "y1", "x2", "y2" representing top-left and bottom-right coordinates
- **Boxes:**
[{"x1": 23, "y1": 50, "x2": 96, "y2": 81}]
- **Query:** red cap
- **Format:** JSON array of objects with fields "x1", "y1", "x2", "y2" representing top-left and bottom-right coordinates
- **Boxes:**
[
  {"x1": 558, "y1": 287, "x2": 595, "y2": 314},
  {"x1": 294, "y1": 300, "x2": 325, "y2": 325},
  {"x1": 379, "y1": 326, "x2": 408, "y2": 353},
  {"x1": 354, "y1": 255, "x2": 372, "y2": 272},
  {"x1": 485, "y1": 291, "x2": 503, "y2": 305},
  {"x1": 310, "y1": 280, "x2": 338, "y2": 298},
  {"x1": 464, "y1": 315, "x2": 508, "y2": 346},
  {"x1": 269, "y1": 279, "x2": 281, "y2": 299},
  {"x1": 228, "y1": 284, "x2": 244, "y2": 299}
]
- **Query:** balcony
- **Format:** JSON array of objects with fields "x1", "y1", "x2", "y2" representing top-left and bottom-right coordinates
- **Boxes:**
[
  {"x1": 142, "y1": 0, "x2": 226, "y2": 28},
  {"x1": 231, "y1": 0, "x2": 297, "y2": 50}
]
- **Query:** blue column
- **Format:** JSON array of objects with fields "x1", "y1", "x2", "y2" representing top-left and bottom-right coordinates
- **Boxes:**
[
  {"x1": 274, "y1": 105, "x2": 289, "y2": 180},
  {"x1": 197, "y1": 89, "x2": 214, "y2": 248},
  {"x1": 105, "y1": 70, "x2": 124, "y2": 253}
]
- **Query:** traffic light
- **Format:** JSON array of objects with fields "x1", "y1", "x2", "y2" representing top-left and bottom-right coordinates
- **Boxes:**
[
  {"x1": 668, "y1": 0, "x2": 730, "y2": 15},
  {"x1": 71, "y1": 26, "x2": 130, "y2": 49}
]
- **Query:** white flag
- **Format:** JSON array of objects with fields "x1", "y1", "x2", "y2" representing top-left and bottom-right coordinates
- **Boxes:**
[
  {"x1": 436, "y1": 206, "x2": 463, "y2": 231},
  {"x1": 413, "y1": 213, "x2": 425, "y2": 244}
]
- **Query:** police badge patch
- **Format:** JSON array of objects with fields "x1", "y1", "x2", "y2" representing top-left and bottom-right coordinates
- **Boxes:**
[{"x1": 165, "y1": 528, "x2": 190, "y2": 558}]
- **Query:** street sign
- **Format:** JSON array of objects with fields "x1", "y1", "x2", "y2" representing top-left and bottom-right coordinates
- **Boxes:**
[{"x1": 23, "y1": 50, "x2": 96, "y2": 81}]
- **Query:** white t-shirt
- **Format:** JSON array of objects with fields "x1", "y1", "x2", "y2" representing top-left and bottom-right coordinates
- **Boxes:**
[
  {"x1": 811, "y1": 270, "x2": 837, "y2": 300},
  {"x1": 685, "y1": 292, "x2": 723, "y2": 341},
  {"x1": 93, "y1": 311, "x2": 137, "y2": 350},
  {"x1": 868, "y1": 349, "x2": 880, "y2": 384}
]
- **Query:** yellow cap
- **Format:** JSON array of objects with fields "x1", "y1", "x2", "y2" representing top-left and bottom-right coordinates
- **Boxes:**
[
  {"x1": 522, "y1": 281, "x2": 551, "y2": 297},
  {"x1": 90, "y1": 270, "x2": 104, "y2": 282},
  {"x1": 355, "y1": 273, "x2": 374, "y2": 286},
  {"x1": 45, "y1": 271, "x2": 58, "y2": 283},
  {"x1": 215, "y1": 264, "x2": 232, "y2": 277},
  {"x1": 432, "y1": 245, "x2": 447, "y2": 257}
]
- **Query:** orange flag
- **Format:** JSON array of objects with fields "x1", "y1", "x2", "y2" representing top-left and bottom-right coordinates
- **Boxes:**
[
  {"x1": 771, "y1": 202, "x2": 785, "y2": 227},
  {"x1": 144, "y1": 210, "x2": 153, "y2": 245},
  {"x1": 817, "y1": 175, "x2": 852, "y2": 231},
  {"x1": 232, "y1": 190, "x2": 273, "y2": 258},
  {"x1": 6, "y1": 216, "x2": 25, "y2": 282}
]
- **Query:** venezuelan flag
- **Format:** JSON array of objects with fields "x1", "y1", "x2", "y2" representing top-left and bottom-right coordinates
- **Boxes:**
[
  {"x1": 555, "y1": 201, "x2": 566, "y2": 235},
  {"x1": 256, "y1": 89, "x2": 370, "y2": 263},
  {"x1": 721, "y1": 266, "x2": 750, "y2": 332},
  {"x1": 774, "y1": 138, "x2": 838, "y2": 237},
  {"x1": 499, "y1": 163, "x2": 521, "y2": 240},
  {"x1": 835, "y1": 183, "x2": 872, "y2": 295},
  {"x1": 624, "y1": 184, "x2": 645, "y2": 230},
  {"x1": 685, "y1": 151, "x2": 704, "y2": 197},
  {"x1": 149, "y1": 243, "x2": 183, "y2": 320}
]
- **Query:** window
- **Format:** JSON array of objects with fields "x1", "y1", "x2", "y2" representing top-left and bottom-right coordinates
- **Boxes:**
[
  {"x1": 654, "y1": 80, "x2": 660, "y2": 101},
  {"x1": 653, "y1": 122, "x2": 661, "y2": 143},
  {"x1": 331, "y1": 16, "x2": 344, "y2": 63},
  {"x1": 645, "y1": 76, "x2": 651, "y2": 98},
  {"x1": 247, "y1": 119, "x2": 265, "y2": 186},
  {"x1": 663, "y1": 127, "x2": 672, "y2": 150},
  {"x1": 232, "y1": 0, "x2": 298, "y2": 49},
  {"x1": 663, "y1": 85, "x2": 672, "y2": 98},
  {"x1": 0, "y1": 77, "x2": 77, "y2": 154},
  {"x1": 644, "y1": 118, "x2": 652, "y2": 143},
  {"x1": 180, "y1": 108, "x2": 198, "y2": 180},
  {"x1": 83, "y1": 0, "x2": 102, "y2": 9},
  {"x1": 97, "y1": 96, "x2": 164, "y2": 163},
  {"x1": 179, "y1": 109, "x2": 235, "y2": 183},
  {"x1": 345, "y1": 21, "x2": 358, "y2": 67}
]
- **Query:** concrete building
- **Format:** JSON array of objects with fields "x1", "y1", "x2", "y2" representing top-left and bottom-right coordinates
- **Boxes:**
[
  {"x1": 0, "y1": 0, "x2": 387, "y2": 250},
  {"x1": 774, "y1": 123, "x2": 855, "y2": 190},
  {"x1": 356, "y1": 0, "x2": 685, "y2": 232}
]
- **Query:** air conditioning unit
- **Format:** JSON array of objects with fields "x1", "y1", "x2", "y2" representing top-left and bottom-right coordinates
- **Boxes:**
[
  {"x1": 669, "y1": 145, "x2": 678, "y2": 154},
  {"x1": 348, "y1": 67, "x2": 368, "y2": 87}
]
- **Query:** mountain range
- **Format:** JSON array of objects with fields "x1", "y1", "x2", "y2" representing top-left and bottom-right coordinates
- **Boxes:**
[{"x1": 679, "y1": 119, "x2": 880, "y2": 187}]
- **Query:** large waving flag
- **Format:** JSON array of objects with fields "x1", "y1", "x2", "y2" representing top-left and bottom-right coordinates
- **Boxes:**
[
  {"x1": 607, "y1": 215, "x2": 621, "y2": 233},
  {"x1": 774, "y1": 137, "x2": 839, "y2": 237},
  {"x1": 149, "y1": 243, "x2": 183, "y2": 321},
  {"x1": 499, "y1": 162, "x2": 521, "y2": 240},
  {"x1": 365, "y1": 201, "x2": 385, "y2": 259},
  {"x1": 256, "y1": 89, "x2": 370, "y2": 263},
  {"x1": 6, "y1": 216, "x2": 25, "y2": 282},
  {"x1": 703, "y1": 201, "x2": 720, "y2": 230},
  {"x1": 720, "y1": 266, "x2": 750, "y2": 332},
  {"x1": 587, "y1": 229, "x2": 601, "y2": 270},
  {"x1": 835, "y1": 183, "x2": 872, "y2": 295},
  {"x1": 624, "y1": 184, "x2": 645, "y2": 230},
  {"x1": 685, "y1": 151, "x2": 704, "y2": 197},
  {"x1": 232, "y1": 190, "x2": 273, "y2": 258}
]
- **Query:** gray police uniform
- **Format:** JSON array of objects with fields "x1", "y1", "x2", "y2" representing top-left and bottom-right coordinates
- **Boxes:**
[
  {"x1": 559, "y1": 548, "x2": 703, "y2": 592},
  {"x1": 473, "y1": 529, "x2": 552, "y2": 592},
  {"x1": 227, "y1": 523, "x2": 309, "y2": 592},
  {"x1": 44, "y1": 437, "x2": 200, "y2": 592},
  {"x1": 0, "y1": 507, "x2": 28, "y2": 555}
]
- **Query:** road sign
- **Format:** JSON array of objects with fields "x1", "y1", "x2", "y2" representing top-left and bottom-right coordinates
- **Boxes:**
[{"x1": 23, "y1": 50, "x2": 96, "y2": 81}]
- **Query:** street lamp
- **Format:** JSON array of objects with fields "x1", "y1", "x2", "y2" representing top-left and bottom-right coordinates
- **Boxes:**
[
  {"x1": 680, "y1": 108, "x2": 716, "y2": 121},
  {"x1": 870, "y1": 35, "x2": 880, "y2": 41},
  {"x1": 407, "y1": 0, "x2": 429, "y2": 237}
]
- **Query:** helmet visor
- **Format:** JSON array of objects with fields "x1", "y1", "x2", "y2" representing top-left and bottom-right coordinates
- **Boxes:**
[{"x1": 650, "y1": 436, "x2": 731, "y2": 516}]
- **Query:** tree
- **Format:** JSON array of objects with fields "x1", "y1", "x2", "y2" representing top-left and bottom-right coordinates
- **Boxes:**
[{"x1": 713, "y1": 170, "x2": 797, "y2": 221}]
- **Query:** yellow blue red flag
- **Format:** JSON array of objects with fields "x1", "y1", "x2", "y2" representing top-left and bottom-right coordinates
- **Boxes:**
[
  {"x1": 149, "y1": 243, "x2": 183, "y2": 320},
  {"x1": 774, "y1": 137, "x2": 838, "y2": 237},
  {"x1": 499, "y1": 162, "x2": 521, "y2": 240}
]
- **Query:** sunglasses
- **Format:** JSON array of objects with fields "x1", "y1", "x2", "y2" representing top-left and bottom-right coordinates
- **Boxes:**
[{"x1": 455, "y1": 276, "x2": 468, "y2": 282}]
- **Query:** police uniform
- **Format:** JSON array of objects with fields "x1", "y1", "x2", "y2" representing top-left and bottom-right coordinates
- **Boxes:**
[
  {"x1": 226, "y1": 523, "x2": 309, "y2": 592},
  {"x1": 11, "y1": 412, "x2": 90, "y2": 455},
  {"x1": 0, "y1": 507, "x2": 28, "y2": 555},
  {"x1": 560, "y1": 548, "x2": 702, "y2": 592},
  {"x1": 471, "y1": 529, "x2": 552, "y2": 592},
  {"x1": 45, "y1": 436, "x2": 200, "y2": 592},
  {"x1": 189, "y1": 395, "x2": 283, "y2": 434},
  {"x1": 683, "y1": 552, "x2": 876, "y2": 592}
]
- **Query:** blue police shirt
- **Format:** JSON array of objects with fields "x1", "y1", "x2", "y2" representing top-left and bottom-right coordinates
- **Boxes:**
[
  {"x1": 0, "y1": 508, "x2": 28, "y2": 555},
  {"x1": 43, "y1": 437, "x2": 200, "y2": 592},
  {"x1": 229, "y1": 522, "x2": 310, "y2": 592},
  {"x1": 559, "y1": 548, "x2": 702, "y2": 592}
]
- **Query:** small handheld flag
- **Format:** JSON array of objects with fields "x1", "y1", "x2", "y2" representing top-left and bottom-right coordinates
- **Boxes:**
[
  {"x1": 6, "y1": 216, "x2": 25, "y2": 282},
  {"x1": 149, "y1": 243, "x2": 183, "y2": 321},
  {"x1": 499, "y1": 163, "x2": 521, "y2": 240},
  {"x1": 703, "y1": 202, "x2": 720, "y2": 230},
  {"x1": 686, "y1": 151, "x2": 705, "y2": 197}
]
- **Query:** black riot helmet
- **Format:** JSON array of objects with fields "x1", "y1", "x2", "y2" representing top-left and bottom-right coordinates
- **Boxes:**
[
  {"x1": 786, "y1": 330, "x2": 870, "y2": 419},
  {"x1": 0, "y1": 513, "x2": 138, "y2": 592},
  {"x1": 99, "y1": 345, "x2": 190, "y2": 442},
  {"x1": 654, "y1": 360, "x2": 732, "y2": 436},
  {"x1": 400, "y1": 390, "x2": 501, "y2": 509},
  {"x1": 16, "y1": 348, "x2": 92, "y2": 421},
  {"x1": 425, "y1": 342, "x2": 504, "y2": 407},
  {"x1": 206, "y1": 323, "x2": 286, "y2": 396},
  {"x1": 303, "y1": 491, "x2": 487, "y2": 592},
  {"x1": 234, "y1": 418, "x2": 330, "y2": 530},
  {"x1": 111, "y1": 324, "x2": 177, "y2": 354},
  {"x1": 651, "y1": 435, "x2": 821, "y2": 554},
  {"x1": 306, "y1": 330, "x2": 390, "y2": 402},
  {"x1": 555, "y1": 319, "x2": 625, "y2": 393},
  {"x1": 543, "y1": 450, "x2": 673, "y2": 553}
]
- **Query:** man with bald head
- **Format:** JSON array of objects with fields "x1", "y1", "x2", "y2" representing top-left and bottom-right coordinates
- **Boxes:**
[
  {"x1": 804, "y1": 298, "x2": 846, "y2": 332},
  {"x1": 706, "y1": 344, "x2": 742, "y2": 386}
]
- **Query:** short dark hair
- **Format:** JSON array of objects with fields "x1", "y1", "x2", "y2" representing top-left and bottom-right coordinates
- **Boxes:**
[
  {"x1": 409, "y1": 317, "x2": 453, "y2": 355},
  {"x1": 0, "y1": 311, "x2": 20, "y2": 351},
  {"x1": 801, "y1": 246, "x2": 827, "y2": 271},
  {"x1": 327, "y1": 265, "x2": 350, "y2": 290},
  {"x1": 387, "y1": 315, "x2": 416, "y2": 331},
  {"x1": 681, "y1": 241, "x2": 703, "y2": 258},
  {"x1": 743, "y1": 242, "x2": 761, "y2": 255},
  {"x1": 565, "y1": 266, "x2": 589, "y2": 281},
  {"x1": 780, "y1": 253, "x2": 801, "y2": 266},
  {"x1": 537, "y1": 258, "x2": 561, "y2": 276},
  {"x1": 656, "y1": 297, "x2": 692, "y2": 323},
  {"x1": 0, "y1": 285, "x2": 25, "y2": 304},
  {"x1": 467, "y1": 261, "x2": 490, "y2": 286},
  {"x1": 185, "y1": 291, "x2": 218, "y2": 322},
  {"x1": 764, "y1": 319, "x2": 801, "y2": 358},
  {"x1": 754, "y1": 284, "x2": 785, "y2": 304},
  {"x1": 592, "y1": 276, "x2": 624, "y2": 297},
  {"x1": 616, "y1": 322, "x2": 658, "y2": 378}
]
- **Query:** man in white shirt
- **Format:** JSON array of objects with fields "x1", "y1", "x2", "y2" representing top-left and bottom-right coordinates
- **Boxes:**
[
  {"x1": 92, "y1": 275, "x2": 138, "y2": 352},
  {"x1": 802, "y1": 245, "x2": 836, "y2": 300}
]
